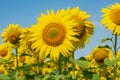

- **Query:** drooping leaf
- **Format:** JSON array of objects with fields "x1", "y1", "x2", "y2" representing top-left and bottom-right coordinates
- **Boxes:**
[
  {"x1": 98, "y1": 45, "x2": 112, "y2": 49},
  {"x1": 78, "y1": 57, "x2": 86, "y2": 60},
  {"x1": 101, "y1": 38, "x2": 112, "y2": 43}
]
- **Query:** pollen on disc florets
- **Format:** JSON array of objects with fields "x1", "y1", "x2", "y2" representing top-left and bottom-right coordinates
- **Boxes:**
[{"x1": 43, "y1": 23, "x2": 66, "y2": 47}]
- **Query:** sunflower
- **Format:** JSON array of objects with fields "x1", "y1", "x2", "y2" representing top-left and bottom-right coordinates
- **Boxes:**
[
  {"x1": 30, "y1": 10, "x2": 78, "y2": 61},
  {"x1": 19, "y1": 28, "x2": 33, "y2": 54},
  {"x1": 41, "y1": 67, "x2": 52, "y2": 75},
  {"x1": 18, "y1": 55, "x2": 31, "y2": 66},
  {"x1": 66, "y1": 6, "x2": 94, "y2": 48},
  {"x1": 91, "y1": 46, "x2": 112, "y2": 64},
  {"x1": 8, "y1": 55, "x2": 17, "y2": 69},
  {"x1": 1, "y1": 24, "x2": 22, "y2": 48},
  {"x1": 0, "y1": 44, "x2": 12, "y2": 60},
  {"x1": 101, "y1": 2, "x2": 120, "y2": 35},
  {"x1": 0, "y1": 64, "x2": 8, "y2": 75}
]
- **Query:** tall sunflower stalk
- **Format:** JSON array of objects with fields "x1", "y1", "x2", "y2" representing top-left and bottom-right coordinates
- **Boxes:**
[
  {"x1": 1, "y1": 24, "x2": 22, "y2": 80},
  {"x1": 58, "y1": 54, "x2": 62, "y2": 74},
  {"x1": 15, "y1": 48, "x2": 19, "y2": 80},
  {"x1": 36, "y1": 54, "x2": 40, "y2": 75},
  {"x1": 113, "y1": 34, "x2": 118, "y2": 80},
  {"x1": 101, "y1": 2, "x2": 120, "y2": 80}
]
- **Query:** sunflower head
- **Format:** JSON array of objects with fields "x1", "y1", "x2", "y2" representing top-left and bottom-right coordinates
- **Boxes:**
[
  {"x1": 101, "y1": 2, "x2": 120, "y2": 35},
  {"x1": 30, "y1": 9, "x2": 78, "y2": 61},
  {"x1": 0, "y1": 44, "x2": 12, "y2": 60},
  {"x1": 18, "y1": 55, "x2": 30, "y2": 66},
  {"x1": 0, "y1": 65, "x2": 8, "y2": 75},
  {"x1": 19, "y1": 28, "x2": 33, "y2": 54},
  {"x1": 42, "y1": 22, "x2": 66, "y2": 47},
  {"x1": 91, "y1": 47, "x2": 112, "y2": 63},
  {"x1": 8, "y1": 55, "x2": 17, "y2": 70},
  {"x1": 66, "y1": 6, "x2": 94, "y2": 48},
  {"x1": 41, "y1": 67, "x2": 52, "y2": 75},
  {"x1": 1, "y1": 24, "x2": 22, "y2": 47},
  {"x1": 93, "y1": 49, "x2": 108, "y2": 62}
]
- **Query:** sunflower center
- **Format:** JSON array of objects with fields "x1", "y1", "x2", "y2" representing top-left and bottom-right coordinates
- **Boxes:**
[
  {"x1": 0, "y1": 48, "x2": 8, "y2": 57},
  {"x1": 19, "y1": 56, "x2": 26, "y2": 63},
  {"x1": 110, "y1": 9, "x2": 120, "y2": 25},
  {"x1": 94, "y1": 49, "x2": 108, "y2": 63},
  {"x1": 48, "y1": 27, "x2": 59, "y2": 38},
  {"x1": 9, "y1": 63, "x2": 14, "y2": 68},
  {"x1": 8, "y1": 34, "x2": 20, "y2": 44},
  {"x1": 43, "y1": 23, "x2": 66, "y2": 47}
]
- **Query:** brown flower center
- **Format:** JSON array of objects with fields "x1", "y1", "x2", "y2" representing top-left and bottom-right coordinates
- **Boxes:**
[
  {"x1": 8, "y1": 34, "x2": 20, "y2": 44},
  {"x1": 93, "y1": 49, "x2": 108, "y2": 63},
  {"x1": 19, "y1": 56, "x2": 26, "y2": 63},
  {"x1": 0, "y1": 48, "x2": 8, "y2": 57},
  {"x1": 110, "y1": 9, "x2": 120, "y2": 25},
  {"x1": 43, "y1": 23, "x2": 66, "y2": 47}
]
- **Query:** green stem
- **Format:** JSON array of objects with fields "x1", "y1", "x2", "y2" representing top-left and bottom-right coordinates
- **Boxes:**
[
  {"x1": 15, "y1": 49, "x2": 18, "y2": 80},
  {"x1": 114, "y1": 34, "x2": 117, "y2": 57},
  {"x1": 58, "y1": 55, "x2": 61, "y2": 74},
  {"x1": 72, "y1": 52, "x2": 75, "y2": 79},
  {"x1": 113, "y1": 34, "x2": 118, "y2": 80},
  {"x1": 36, "y1": 54, "x2": 40, "y2": 75}
]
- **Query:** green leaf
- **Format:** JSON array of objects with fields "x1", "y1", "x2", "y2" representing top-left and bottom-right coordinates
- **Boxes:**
[
  {"x1": 34, "y1": 75, "x2": 40, "y2": 80},
  {"x1": 20, "y1": 53, "x2": 31, "y2": 57},
  {"x1": 25, "y1": 74, "x2": 34, "y2": 80},
  {"x1": 104, "y1": 58, "x2": 113, "y2": 66},
  {"x1": 42, "y1": 74, "x2": 55, "y2": 80},
  {"x1": 98, "y1": 45, "x2": 111, "y2": 49},
  {"x1": 98, "y1": 64, "x2": 107, "y2": 69},
  {"x1": 42, "y1": 75, "x2": 51, "y2": 80},
  {"x1": 77, "y1": 60, "x2": 88, "y2": 68},
  {"x1": 16, "y1": 64, "x2": 33, "y2": 70},
  {"x1": 69, "y1": 58, "x2": 88, "y2": 68},
  {"x1": 78, "y1": 57, "x2": 86, "y2": 60},
  {"x1": 104, "y1": 58, "x2": 120, "y2": 66},
  {"x1": 101, "y1": 38, "x2": 112, "y2": 43},
  {"x1": 18, "y1": 77, "x2": 25, "y2": 80},
  {"x1": 5, "y1": 61, "x2": 13, "y2": 64},
  {"x1": 0, "y1": 58, "x2": 5, "y2": 63},
  {"x1": 55, "y1": 75, "x2": 65, "y2": 80},
  {"x1": 0, "y1": 73, "x2": 10, "y2": 80},
  {"x1": 92, "y1": 74, "x2": 100, "y2": 80},
  {"x1": 83, "y1": 70, "x2": 94, "y2": 79}
]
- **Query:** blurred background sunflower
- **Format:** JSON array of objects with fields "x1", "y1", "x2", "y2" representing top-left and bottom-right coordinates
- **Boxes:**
[
  {"x1": 101, "y1": 2, "x2": 120, "y2": 35},
  {"x1": 1, "y1": 24, "x2": 22, "y2": 48},
  {"x1": 0, "y1": 44, "x2": 12, "y2": 60},
  {"x1": 66, "y1": 6, "x2": 95, "y2": 49}
]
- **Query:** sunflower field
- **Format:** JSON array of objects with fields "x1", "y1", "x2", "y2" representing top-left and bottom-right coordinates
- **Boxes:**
[{"x1": 0, "y1": 2, "x2": 120, "y2": 80}]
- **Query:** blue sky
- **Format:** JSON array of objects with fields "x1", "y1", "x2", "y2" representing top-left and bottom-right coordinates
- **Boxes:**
[{"x1": 0, "y1": 0, "x2": 120, "y2": 59}]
